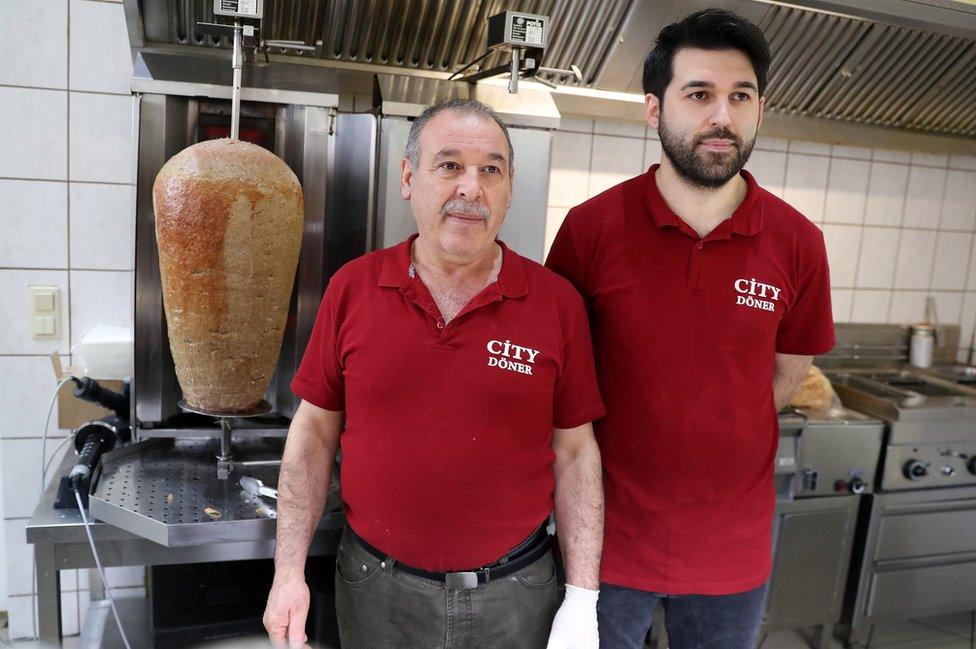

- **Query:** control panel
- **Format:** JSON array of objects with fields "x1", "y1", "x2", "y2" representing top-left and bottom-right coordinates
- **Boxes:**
[{"x1": 882, "y1": 443, "x2": 976, "y2": 490}]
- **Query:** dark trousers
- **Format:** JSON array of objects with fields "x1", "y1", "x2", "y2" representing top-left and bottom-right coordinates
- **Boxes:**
[
  {"x1": 597, "y1": 581, "x2": 768, "y2": 649},
  {"x1": 334, "y1": 527, "x2": 560, "y2": 649}
]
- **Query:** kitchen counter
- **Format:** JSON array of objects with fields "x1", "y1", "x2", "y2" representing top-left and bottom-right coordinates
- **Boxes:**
[{"x1": 25, "y1": 447, "x2": 345, "y2": 648}]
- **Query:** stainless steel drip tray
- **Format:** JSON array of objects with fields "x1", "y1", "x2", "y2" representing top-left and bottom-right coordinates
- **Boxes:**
[
  {"x1": 920, "y1": 365, "x2": 976, "y2": 389},
  {"x1": 90, "y1": 438, "x2": 339, "y2": 547},
  {"x1": 828, "y1": 370, "x2": 976, "y2": 411}
]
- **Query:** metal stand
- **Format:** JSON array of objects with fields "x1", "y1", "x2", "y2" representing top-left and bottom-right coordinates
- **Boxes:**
[{"x1": 177, "y1": 399, "x2": 274, "y2": 479}]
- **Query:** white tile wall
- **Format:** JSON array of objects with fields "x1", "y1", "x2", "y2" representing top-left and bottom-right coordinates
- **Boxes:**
[
  {"x1": 782, "y1": 153, "x2": 829, "y2": 222},
  {"x1": 0, "y1": 0, "x2": 68, "y2": 89},
  {"x1": 69, "y1": 184, "x2": 136, "y2": 270},
  {"x1": 69, "y1": 271, "x2": 134, "y2": 348},
  {"x1": 545, "y1": 114, "x2": 976, "y2": 359},
  {"x1": 68, "y1": 94, "x2": 135, "y2": 184},
  {"x1": 893, "y1": 229, "x2": 937, "y2": 290},
  {"x1": 588, "y1": 134, "x2": 645, "y2": 196},
  {"x1": 902, "y1": 165, "x2": 946, "y2": 228},
  {"x1": 942, "y1": 170, "x2": 976, "y2": 231},
  {"x1": 864, "y1": 163, "x2": 909, "y2": 226},
  {"x1": 0, "y1": 270, "x2": 71, "y2": 355},
  {"x1": 68, "y1": 0, "x2": 132, "y2": 94},
  {"x1": 745, "y1": 150, "x2": 787, "y2": 197},
  {"x1": 855, "y1": 228, "x2": 900, "y2": 289},
  {"x1": 0, "y1": 180, "x2": 68, "y2": 268},
  {"x1": 0, "y1": 87, "x2": 68, "y2": 180},
  {"x1": 0, "y1": 356, "x2": 71, "y2": 439},
  {"x1": 1, "y1": 1, "x2": 139, "y2": 637},
  {"x1": 822, "y1": 224, "x2": 861, "y2": 287},
  {"x1": 548, "y1": 132, "x2": 592, "y2": 208},
  {"x1": 824, "y1": 158, "x2": 869, "y2": 224}
]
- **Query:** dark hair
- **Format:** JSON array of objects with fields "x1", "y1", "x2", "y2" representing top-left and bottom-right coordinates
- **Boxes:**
[
  {"x1": 405, "y1": 98, "x2": 514, "y2": 171},
  {"x1": 642, "y1": 9, "x2": 771, "y2": 101}
]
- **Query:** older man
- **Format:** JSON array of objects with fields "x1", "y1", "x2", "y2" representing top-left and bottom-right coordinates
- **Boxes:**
[{"x1": 263, "y1": 98, "x2": 605, "y2": 649}]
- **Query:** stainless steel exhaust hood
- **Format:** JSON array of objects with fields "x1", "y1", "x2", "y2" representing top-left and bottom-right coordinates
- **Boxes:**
[{"x1": 123, "y1": 0, "x2": 976, "y2": 137}]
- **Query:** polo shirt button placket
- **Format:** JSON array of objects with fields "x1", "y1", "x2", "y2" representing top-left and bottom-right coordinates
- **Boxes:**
[{"x1": 689, "y1": 240, "x2": 705, "y2": 289}]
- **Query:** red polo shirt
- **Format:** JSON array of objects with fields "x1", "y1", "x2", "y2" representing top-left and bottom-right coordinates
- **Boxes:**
[
  {"x1": 546, "y1": 165, "x2": 835, "y2": 595},
  {"x1": 292, "y1": 236, "x2": 605, "y2": 571}
]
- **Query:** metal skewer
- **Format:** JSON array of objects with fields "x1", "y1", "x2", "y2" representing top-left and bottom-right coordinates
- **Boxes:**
[{"x1": 230, "y1": 20, "x2": 242, "y2": 140}]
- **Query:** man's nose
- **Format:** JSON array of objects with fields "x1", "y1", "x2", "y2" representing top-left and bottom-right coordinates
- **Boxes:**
[
  {"x1": 456, "y1": 166, "x2": 483, "y2": 201},
  {"x1": 709, "y1": 101, "x2": 733, "y2": 129}
]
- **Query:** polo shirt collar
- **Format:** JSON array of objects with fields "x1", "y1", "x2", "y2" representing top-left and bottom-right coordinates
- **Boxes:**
[
  {"x1": 643, "y1": 164, "x2": 764, "y2": 239},
  {"x1": 377, "y1": 234, "x2": 528, "y2": 299}
]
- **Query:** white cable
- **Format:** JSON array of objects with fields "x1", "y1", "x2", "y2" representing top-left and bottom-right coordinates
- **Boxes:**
[
  {"x1": 40, "y1": 377, "x2": 74, "y2": 493},
  {"x1": 74, "y1": 488, "x2": 133, "y2": 649},
  {"x1": 32, "y1": 376, "x2": 74, "y2": 638},
  {"x1": 43, "y1": 436, "x2": 74, "y2": 480}
]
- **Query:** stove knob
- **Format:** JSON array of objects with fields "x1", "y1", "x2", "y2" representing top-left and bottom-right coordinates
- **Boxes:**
[
  {"x1": 849, "y1": 477, "x2": 867, "y2": 494},
  {"x1": 903, "y1": 460, "x2": 929, "y2": 481}
]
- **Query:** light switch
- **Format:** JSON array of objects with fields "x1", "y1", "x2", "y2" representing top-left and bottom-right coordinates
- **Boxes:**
[
  {"x1": 28, "y1": 286, "x2": 60, "y2": 339},
  {"x1": 33, "y1": 291, "x2": 55, "y2": 311},
  {"x1": 34, "y1": 315, "x2": 55, "y2": 335}
]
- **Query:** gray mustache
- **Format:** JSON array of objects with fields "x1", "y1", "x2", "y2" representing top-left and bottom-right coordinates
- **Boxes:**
[{"x1": 442, "y1": 199, "x2": 491, "y2": 220}]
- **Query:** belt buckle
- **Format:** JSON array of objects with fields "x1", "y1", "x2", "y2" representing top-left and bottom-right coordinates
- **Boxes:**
[{"x1": 445, "y1": 571, "x2": 479, "y2": 590}]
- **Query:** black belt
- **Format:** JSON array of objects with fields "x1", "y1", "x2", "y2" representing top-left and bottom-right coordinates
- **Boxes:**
[{"x1": 347, "y1": 525, "x2": 552, "y2": 590}]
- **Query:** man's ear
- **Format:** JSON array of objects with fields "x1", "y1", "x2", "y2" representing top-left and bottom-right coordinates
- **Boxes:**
[
  {"x1": 644, "y1": 93, "x2": 661, "y2": 130},
  {"x1": 757, "y1": 96, "x2": 766, "y2": 132},
  {"x1": 400, "y1": 157, "x2": 413, "y2": 201},
  {"x1": 507, "y1": 165, "x2": 514, "y2": 209}
]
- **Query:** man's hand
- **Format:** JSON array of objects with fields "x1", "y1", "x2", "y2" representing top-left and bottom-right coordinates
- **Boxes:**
[
  {"x1": 773, "y1": 353, "x2": 814, "y2": 410},
  {"x1": 263, "y1": 574, "x2": 311, "y2": 648},
  {"x1": 546, "y1": 585, "x2": 600, "y2": 649}
]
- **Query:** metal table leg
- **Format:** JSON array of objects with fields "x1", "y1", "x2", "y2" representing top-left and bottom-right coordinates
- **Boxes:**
[{"x1": 34, "y1": 542, "x2": 63, "y2": 648}]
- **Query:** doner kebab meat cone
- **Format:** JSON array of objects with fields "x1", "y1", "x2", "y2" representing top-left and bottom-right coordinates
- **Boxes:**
[{"x1": 153, "y1": 138, "x2": 304, "y2": 414}]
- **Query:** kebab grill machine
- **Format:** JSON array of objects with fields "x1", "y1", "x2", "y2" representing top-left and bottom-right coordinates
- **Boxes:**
[{"x1": 84, "y1": 0, "x2": 375, "y2": 548}]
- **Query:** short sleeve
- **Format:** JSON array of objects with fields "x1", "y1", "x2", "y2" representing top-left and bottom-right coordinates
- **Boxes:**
[
  {"x1": 553, "y1": 300, "x2": 606, "y2": 429},
  {"x1": 291, "y1": 285, "x2": 345, "y2": 411},
  {"x1": 776, "y1": 232, "x2": 836, "y2": 355}
]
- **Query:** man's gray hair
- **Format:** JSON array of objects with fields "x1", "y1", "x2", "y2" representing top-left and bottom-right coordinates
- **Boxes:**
[{"x1": 404, "y1": 98, "x2": 514, "y2": 171}]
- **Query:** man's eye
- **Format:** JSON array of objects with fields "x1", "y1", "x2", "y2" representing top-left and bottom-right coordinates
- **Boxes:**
[
  {"x1": 440, "y1": 162, "x2": 459, "y2": 171},
  {"x1": 689, "y1": 91, "x2": 708, "y2": 101},
  {"x1": 484, "y1": 166, "x2": 499, "y2": 174},
  {"x1": 732, "y1": 92, "x2": 752, "y2": 101}
]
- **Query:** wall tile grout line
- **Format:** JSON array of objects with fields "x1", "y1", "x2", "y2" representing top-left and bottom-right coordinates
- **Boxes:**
[
  {"x1": 0, "y1": 83, "x2": 129, "y2": 99},
  {"x1": 0, "y1": 177, "x2": 135, "y2": 186},
  {"x1": 881, "y1": 159, "x2": 915, "y2": 321},
  {"x1": 0, "y1": 267, "x2": 132, "y2": 272},
  {"x1": 846, "y1": 160, "x2": 873, "y2": 314}
]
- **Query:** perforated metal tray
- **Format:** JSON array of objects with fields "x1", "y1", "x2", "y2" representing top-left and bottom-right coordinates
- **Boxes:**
[{"x1": 90, "y1": 437, "x2": 339, "y2": 547}]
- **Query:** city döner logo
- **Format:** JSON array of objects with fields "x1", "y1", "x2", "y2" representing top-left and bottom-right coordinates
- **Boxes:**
[
  {"x1": 486, "y1": 339, "x2": 540, "y2": 375},
  {"x1": 733, "y1": 277, "x2": 782, "y2": 313}
]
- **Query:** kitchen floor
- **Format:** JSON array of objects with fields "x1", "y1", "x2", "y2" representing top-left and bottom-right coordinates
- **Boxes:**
[{"x1": 1, "y1": 616, "x2": 975, "y2": 648}]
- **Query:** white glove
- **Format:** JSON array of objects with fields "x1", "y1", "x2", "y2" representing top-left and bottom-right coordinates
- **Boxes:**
[{"x1": 546, "y1": 584, "x2": 600, "y2": 649}]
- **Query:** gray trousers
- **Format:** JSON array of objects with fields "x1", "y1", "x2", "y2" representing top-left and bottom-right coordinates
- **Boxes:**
[{"x1": 334, "y1": 527, "x2": 560, "y2": 649}]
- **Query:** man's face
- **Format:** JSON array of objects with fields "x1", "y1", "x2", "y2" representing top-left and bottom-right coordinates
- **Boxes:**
[
  {"x1": 400, "y1": 111, "x2": 512, "y2": 261},
  {"x1": 646, "y1": 47, "x2": 764, "y2": 188}
]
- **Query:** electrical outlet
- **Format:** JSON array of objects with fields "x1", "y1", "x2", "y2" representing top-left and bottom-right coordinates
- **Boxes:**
[{"x1": 29, "y1": 286, "x2": 60, "y2": 339}]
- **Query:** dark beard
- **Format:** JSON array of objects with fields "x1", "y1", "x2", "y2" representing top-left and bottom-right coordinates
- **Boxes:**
[{"x1": 658, "y1": 119, "x2": 755, "y2": 189}]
